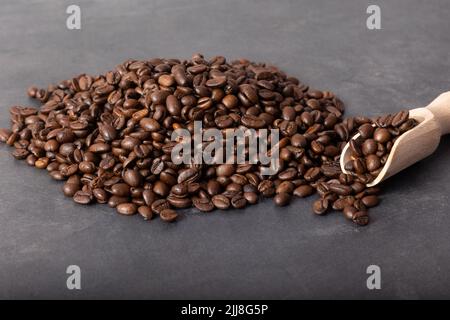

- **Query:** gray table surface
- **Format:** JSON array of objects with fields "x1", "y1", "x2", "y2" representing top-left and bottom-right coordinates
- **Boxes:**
[{"x1": 1, "y1": 0, "x2": 450, "y2": 299}]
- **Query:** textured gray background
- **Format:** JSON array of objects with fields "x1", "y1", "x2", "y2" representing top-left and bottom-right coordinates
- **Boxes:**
[{"x1": 0, "y1": 0, "x2": 449, "y2": 299}]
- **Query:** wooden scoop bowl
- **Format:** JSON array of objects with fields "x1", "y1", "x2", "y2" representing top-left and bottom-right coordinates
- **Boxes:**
[{"x1": 340, "y1": 91, "x2": 450, "y2": 187}]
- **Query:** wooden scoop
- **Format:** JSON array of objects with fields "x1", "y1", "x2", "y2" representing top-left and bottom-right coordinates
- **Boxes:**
[{"x1": 340, "y1": 91, "x2": 450, "y2": 187}]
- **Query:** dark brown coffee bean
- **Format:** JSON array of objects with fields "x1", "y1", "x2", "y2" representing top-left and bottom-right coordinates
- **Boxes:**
[
  {"x1": 352, "y1": 211, "x2": 369, "y2": 226},
  {"x1": 73, "y1": 191, "x2": 92, "y2": 205},
  {"x1": 373, "y1": 128, "x2": 391, "y2": 143},
  {"x1": 361, "y1": 139, "x2": 378, "y2": 155},
  {"x1": 63, "y1": 183, "x2": 80, "y2": 197},
  {"x1": 293, "y1": 185, "x2": 315, "y2": 197},
  {"x1": 365, "y1": 154, "x2": 381, "y2": 172},
  {"x1": 123, "y1": 169, "x2": 142, "y2": 187},
  {"x1": 343, "y1": 206, "x2": 358, "y2": 220},
  {"x1": 361, "y1": 195, "x2": 380, "y2": 207},
  {"x1": 193, "y1": 197, "x2": 215, "y2": 212},
  {"x1": 140, "y1": 118, "x2": 161, "y2": 132},
  {"x1": 358, "y1": 123, "x2": 374, "y2": 139},
  {"x1": 160, "y1": 209, "x2": 178, "y2": 222},
  {"x1": 117, "y1": 203, "x2": 137, "y2": 215},
  {"x1": 108, "y1": 195, "x2": 129, "y2": 208},
  {"x1": 138, "y1": 206, "x2": 153, "y2": 220},
  {"x1": 328, "y1": 184, "x2": 353, "y2": 196},
  {"x1": 111, "y1": 183, "x2": 130, "y2": 197},
  {"x1": 151, "y1": 199, "x2": 170, "y2": 214},
  {"x1": 243, "y1": 192, "x2": 258, "y2": 204},
  {"x1": 313, "y1": 199, "x2": 329, "y2": 215},
  {"x1": 93, "y1": 188, "x2": 108, "y2": 203},
  {"x1": 0, "y1": 128, "x2": 12, "y2": 142},
  {"x1": 274, "y1": 192, "x2": 291, "y2": 206},
  {"x1": 153, "y1": 180, "x2": 170, "y2": 197},
  {"x1": 231, "y1": 194, "x2": 247, "y2": 209},
  {"x1": 212, "y1": 194, "x2": 231, "y2": 209},
  {"x1": 79, "y1": 161, "x2": 96, "y2": 174}
]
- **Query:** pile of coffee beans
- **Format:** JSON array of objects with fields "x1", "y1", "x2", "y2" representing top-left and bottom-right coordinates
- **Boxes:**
[
  {"x1": 0, "y1": 54, "x2": 417, "y2": 225},
  {"x1": 344, "y1": 111, "x2": 418, "y2": 183}
]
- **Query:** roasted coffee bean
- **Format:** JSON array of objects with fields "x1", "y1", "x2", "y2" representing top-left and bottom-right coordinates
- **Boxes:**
[
  {"x1": 160, "y1": 209, "x2": 178, "y2": 222},
  {"x1": 243, "y1": 192, "x2": 258, "y2": 204},
  {"x1": 361, "y1": 139, "x2": 377, "y2": 155},
  {"x1": 231, "y1": 194, "x2": 247, "y2": 209},
  {"x1": 365, "y1": 154, "x2": 381, "y2": 172},
  {"x1": 117, "y1": 203, "x2": 137, "y2": 215},
  {"x1": 151, "y1": 199, "x2": 170, "y2": 214},
  {"x1": 79, "y1": 161, "x2": 96, "y2": 174},
  {"x1": 73, "y1": 191, "x2": 92, "y2": 205},
  {"x1": 167, "y1": 195, "x2": 192, "y2": 208},
  {"x1": 123, "y1": 169, "x2": 142, "y2": 187},
  {"x1": 352, "y1": 211, "x2": 369, "y2": 226},
  {"x1": 328, "y1": 184, "x2": 353, "y2": 196},
  {"x1": 93, "y1": 188, "x2": 108, "y2": 203},
  {"x1": 274, "y1": 192, "x2": 291, "y2": 206},
  {"x1": 193, "y1": 197, "x2": 215, "y2": 212},
  {"x1": 343, "y1": 206, "x2": 358, "y2": 220},
  {"x1": 358, "y1": 123, "x2": 374, "y2": 139},
  {"x1": 293, "y1": 185, "x2": 315, "y2": 198},
  {"x1": 313, "y1": 199, "x2": 329, "y2": 215},
  {"x1": 207, "y1": 180, "x2": 222, "y2": 196},
  {"x1": 111, "y1": 183, "x2": 130, "y2": 197},
  {"x1": 63, "y1": 183, "x2": 80, "y2": 197},
  {"x1": 361, "y1": 195, "x2": 380, "y2": 207},
  {"x1": 138, "y1": 206, "x2": 153, "y2": 220}
]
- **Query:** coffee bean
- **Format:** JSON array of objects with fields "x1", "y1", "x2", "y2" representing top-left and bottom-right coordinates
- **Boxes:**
[
  {"x1": 352, "y1": 211, "x2": 369, "y2": 226},
  {"x1": 140, "y1": 118, "x2": 161, "y2": 132},
  {"x1": 361, "y1": 195, "x2": 380, "y2": 207},
  {"x1": 313, "y1": 199, "x2": 329, "y2": 215},
  {"x1": 108, "y1": 196, "x2": 129, "y2": 208},
  {"x1": 274, "y1": 192, "x2": 291, "y2": 206},
  {"x1": 117, "y1": 203, "x2": 137, "y2": 215},
  {"x1": 231, "y1": 194, "x2": 247, "y2": 209},
  {"x1": 358, "y1": 123, "x2": 374, "y2": 139},
  {"x1": 211, "y1": 195, "x2": 231, "y2": 209},
  {"x1": 73, "y1": 191, "x2": 92, "y2": 205},
  {"x1": 123, "y1": 169, "x2": 142, "y2": 187},
  {"x1": 63, "y1": 183, "x2": 80, "y2": 197},
  {"x1": 216, "y1": 164, "x2": 235, "y2": 177},
  {"x1": 343, "y1": 206, "x2": 358, "y2": 220},
  {"x1": 160, "y1": 209, "x2": 178, "y2": 222},
  {"x1": 328, "y1": 184, "x2": 353, "y2": 196},
  {"x1": 373, "y1": 128, "x2": 391, "y2": 143},
  {"x1": 93, "y1": 188, "x2": 108, "y2": 203},
  {"x1": 111, "y1": 183, "x2": 130, "y2": 197},
  {"x1": 138, "y1": 206, "x2": 153, "y2": 220},
  {"x1": 243, "y1": 192, "x2": 258, "y2": 204},
  {"x1": 79, "y1": 161, "x2": 96, "y2": 174},
  {"x1": 0, "y1": 128, "x2": 12, "y2": 143},
  {"x1": 151, "y1": 199, "x2": 170, "y2": 214},
  {"x1": 361, "y1": 139, "x2": 377, "y2": 155},
  {"x1": 293, "y1": 185, "x2": 315, "y2": 197},
  {"x1": 193, "y1": 197, "x2": 215, "y2": 212}
]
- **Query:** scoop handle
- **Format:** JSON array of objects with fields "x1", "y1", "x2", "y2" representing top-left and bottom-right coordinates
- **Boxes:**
[{"x1": 426, "y1": 91, "x2": 450, "y2": 135}]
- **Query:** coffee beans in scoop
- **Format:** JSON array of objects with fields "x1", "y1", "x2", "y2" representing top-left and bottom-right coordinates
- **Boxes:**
[
  {"x1": 0, "y1": 54, "x2": 413, "y2": 226},
  {"x1": 344, "y1": 111, "x2": 418, "y2": 184}
]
